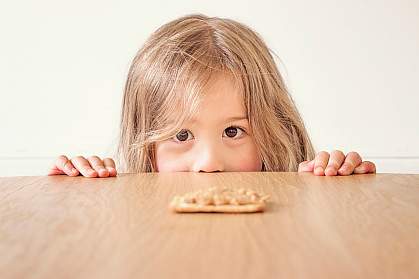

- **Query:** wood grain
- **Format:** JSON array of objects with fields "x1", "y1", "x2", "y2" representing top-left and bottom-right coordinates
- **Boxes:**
[{"x1": 1, "y1": 172, "x2": 419, "y2": 279}]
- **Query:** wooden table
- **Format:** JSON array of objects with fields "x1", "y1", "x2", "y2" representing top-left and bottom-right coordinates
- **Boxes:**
[{"x1": 1, "y1": 172, "x2": 418, "y2": 278}]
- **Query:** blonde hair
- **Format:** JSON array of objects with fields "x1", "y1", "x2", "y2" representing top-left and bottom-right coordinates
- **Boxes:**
[{"x1": 117, "y1": 13, "x2": 316, "y2": 173}]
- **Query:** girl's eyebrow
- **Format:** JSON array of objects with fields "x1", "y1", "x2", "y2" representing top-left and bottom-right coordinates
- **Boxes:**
[
  {"x1": 189, "y1": 115, "x2": 248, "y2": 124},
  {"x1": 225, "y1": 116, "x2": 248, "y2": 122}
]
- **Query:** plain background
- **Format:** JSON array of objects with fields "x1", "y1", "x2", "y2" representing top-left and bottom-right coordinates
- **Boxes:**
[{"x1": 0, "y1": 0, "x2": 418, "y2": 176}]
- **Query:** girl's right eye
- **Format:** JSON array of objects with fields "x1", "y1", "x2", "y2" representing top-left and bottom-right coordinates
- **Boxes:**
[{"x1": 174, "y1": 129, "x2": 194, "y2": 142}]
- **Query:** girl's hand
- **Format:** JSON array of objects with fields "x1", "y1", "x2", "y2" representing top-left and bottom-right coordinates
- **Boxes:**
[
  {"x1": 47, "y1": 155, "x2": 117, "y2": 178},
  {"x1": 298, "y1": 150, "x2": 376, "y2": 176}
]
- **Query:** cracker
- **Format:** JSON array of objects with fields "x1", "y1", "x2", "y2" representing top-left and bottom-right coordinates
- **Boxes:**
[{"x1": 169, "y1": 187, "x2": 270, "y2": 213}]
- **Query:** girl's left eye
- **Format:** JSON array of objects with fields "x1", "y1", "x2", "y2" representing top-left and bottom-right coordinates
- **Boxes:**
[{"x1": 223, "y1": 126, "x2": 246, "y2": 139}]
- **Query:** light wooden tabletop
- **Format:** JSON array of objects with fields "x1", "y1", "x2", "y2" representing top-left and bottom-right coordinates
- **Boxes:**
[{"x1": 1, "y1": 172, "x2": 418, "y2": 278}]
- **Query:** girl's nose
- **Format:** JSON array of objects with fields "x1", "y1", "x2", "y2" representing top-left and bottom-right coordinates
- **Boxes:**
[{"x1": 191, "y1": 143, "x2": 225, "y2": 173}]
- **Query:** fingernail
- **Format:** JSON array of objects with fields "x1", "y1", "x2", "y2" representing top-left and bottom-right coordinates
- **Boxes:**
[
  {"x1": 99, "y1": 168, "x2": 109, "y2": 175},
  {"x1": 315, "y1": 167, "x2": 323, "y2": 173},
  {"x1": 88, "y1": 169, "x2": 96, "y2": 175},
  {"x1": 326, "y1": 167, "x2": 336, "y2": 175},
  {"x1": 71, "y1": 168, "x2": 78, "y2": 174}
]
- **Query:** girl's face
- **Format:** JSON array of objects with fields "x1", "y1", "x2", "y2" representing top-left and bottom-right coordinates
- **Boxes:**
[{"x1": 155, "y1": 74, "x2": 263, "y2": 172}]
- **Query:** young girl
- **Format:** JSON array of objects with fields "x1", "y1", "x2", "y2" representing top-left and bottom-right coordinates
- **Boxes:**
[{"x1": 48, "y1": 14, "x2": 376, "y2": 178}]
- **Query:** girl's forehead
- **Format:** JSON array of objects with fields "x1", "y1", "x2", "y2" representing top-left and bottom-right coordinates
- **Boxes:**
[
  {"x1": 187, "y1": 79, "x2": 246, "y2": 122},
  {"x1": 165, "y1": 71, "x2": 247, "y2": 125}
]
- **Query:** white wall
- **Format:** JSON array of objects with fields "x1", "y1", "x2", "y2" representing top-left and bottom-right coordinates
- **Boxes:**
[{"x1": 1, "y1": 0, "x2": 418, "y2": 176}]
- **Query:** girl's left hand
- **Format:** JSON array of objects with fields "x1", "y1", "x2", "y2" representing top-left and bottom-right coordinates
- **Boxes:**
[{"x1": 298, "y1": 150, "x2": 376, "y2": 176}]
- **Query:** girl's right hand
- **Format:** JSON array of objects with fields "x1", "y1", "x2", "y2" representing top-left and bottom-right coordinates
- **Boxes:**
[{"x1": 47, "y1": 155, "x2": 117, "y2": 178}]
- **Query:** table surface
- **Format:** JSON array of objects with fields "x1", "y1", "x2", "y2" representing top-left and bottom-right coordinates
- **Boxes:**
[{"x1": 1, "y1": 172, "x2": 419, "y2": 279}]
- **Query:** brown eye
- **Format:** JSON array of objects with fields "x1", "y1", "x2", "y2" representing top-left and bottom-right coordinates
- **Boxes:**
[
  {"x1": 225, "y1": 127, "x2": 238, "y2": 137},
  {"x1": 175, "y1": 129, "x2": 192, "y2": 142},
  {"x1": 224, "y1": 126, "x2": 245, "y2": 138}
]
